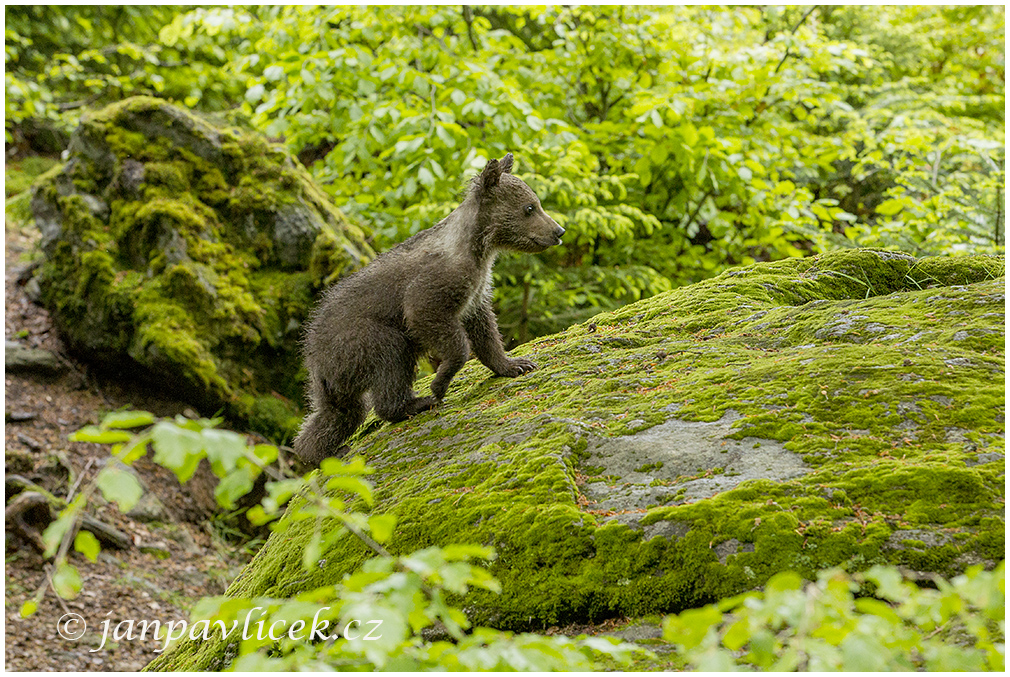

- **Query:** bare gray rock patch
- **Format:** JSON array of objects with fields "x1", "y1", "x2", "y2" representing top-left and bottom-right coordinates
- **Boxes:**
[{"x1": 581, "y1": 410, "x2": 810, "y2": 517}]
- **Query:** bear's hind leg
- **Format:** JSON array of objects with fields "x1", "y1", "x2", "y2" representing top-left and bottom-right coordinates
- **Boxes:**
[{"x1": 370, "y1": 338, "x2": 437, "y2": 423}]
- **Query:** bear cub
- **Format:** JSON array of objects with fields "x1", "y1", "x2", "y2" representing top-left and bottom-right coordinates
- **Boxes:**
[{"x1": 294, "y1": 153, "x2": 564, "y2": 466}]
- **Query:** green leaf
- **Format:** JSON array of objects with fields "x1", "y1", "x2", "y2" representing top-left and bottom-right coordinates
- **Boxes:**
[
  {"x1": 865, "y1": 565, "x2": 908, "y2": 602},
  {"x1": 52, "y1": 560, "x2": 82, "y2": 599},
  {"x1": 664, "y1": 605, "x2": 722, "y2": 649},
  {"x1": 876, "y1": 198, "x2": 905, "y2": 216},
  {"x1": 303, "y1": 531, "x2": 322, "y2": 571},
  {"x1": 245, "y1": 505, "x2": 272, "y2": 526},
  {"x1": 251, "y1": 444, "x2": 278, "y2": 466},
  {"x1": 245, "y1": 83, "x2": 265, "y2": 103},
  {"x1": 214, "y1": 466, "x2": 256, "y2": 510},
  {"x1": 151, "y1": 421, "x2": 204, "y2": 483},
  {"x1": 681, "y1": 123, "x2": 698, "y2": 147},
  {"x1": 854, "y1": 597, "x2": 902, "y2": 623},
  {"x1": 20, "y1": 599, "x2": 38, "y2": 618},
  {"x1": 765, "y1": 571, "x2": 803, "y2": 593},
  {"x1": 42, "y1": 512, "x2": 76, "y2": 558},
  {"x1": 324, "y1": 475, "x2": 373, "y2": 504},
  {"x1": 368, "y1": 514, "x2": 396, "y2": 543},
  {"x1": 74, "y1": 530, "x2": 101, "y2": 562},
  {"x1": 441, "y1": 544, "x2": 494, "y2": 561},
  {"x1": 119, "y1": 435, "x2": 150, "y2": 464},
  {"x1": 264, "y1": 478, "x2": 304, "y2": 511},
  {"x1": 102, "y1": 410, "x2": 156, "y2": 429},
  {"x1": 418, "y1": 166, "x2": 435, "y2": 189},
  {"x1": 434, "y1": 124, "x2": 455, "y2": 148},
  {"x1": 69, "y1": 426, "x2": 132, "y2": 444},
  {"x1": 202, "y1": 428, "x2": 247, "y2": 476},
  {"x1": 722, "y1": 617, "x2": 751, "y2": 651},
  {"x1": 96, "y1": 466, "x2": 144, "y2": 512}
]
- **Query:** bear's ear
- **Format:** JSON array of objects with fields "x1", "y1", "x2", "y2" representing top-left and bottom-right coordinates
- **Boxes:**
[
  {"x1": 499, "y1": 152, "x2": 513, "y2": 175},
  {"x1": 480, "y1": 156, "x2": 503, "y2": 192}
]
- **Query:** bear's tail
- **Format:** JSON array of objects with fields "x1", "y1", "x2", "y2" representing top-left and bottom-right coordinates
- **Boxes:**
[{"x1": 292, "y1": 396, "x2": 366, "y2": 467}]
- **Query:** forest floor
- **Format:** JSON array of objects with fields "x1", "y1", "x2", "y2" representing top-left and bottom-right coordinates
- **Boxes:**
[{"x1": 4, "y1": 210, "x2": 258, "y2": 671}]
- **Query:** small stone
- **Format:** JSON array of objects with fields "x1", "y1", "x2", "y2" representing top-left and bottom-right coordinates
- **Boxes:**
[
  {"x1": 17, "y1": 433, "x2": 43, "y2": 451},
  {"x1": 5, "y1": 410, "x2": 37, "y2": 423},
  {"x1": 23, "y1": 278, "x2": 42, "y2": 302},
  {"x1": 127, "y1": 493, "x2": 169, "y2": 523},
  {"x1": 4, "y1": 340, "x2": 65, "y2": 374}
]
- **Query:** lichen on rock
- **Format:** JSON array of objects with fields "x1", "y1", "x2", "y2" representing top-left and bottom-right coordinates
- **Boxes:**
[
  {"x1": 29, "y1": 97, "x2": 373, "y2": 439},
  {"x1": 147, "y1": 249, "x2": 1004, "y2": 671}
]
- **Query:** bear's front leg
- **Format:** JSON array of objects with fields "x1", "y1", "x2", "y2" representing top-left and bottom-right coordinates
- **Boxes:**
[
  {"x1": 463, "y1": 300, "x2": 537, "y2": 377},
  {"x1": 429, "y1": 322, "x2": 470, "y2": 399}
]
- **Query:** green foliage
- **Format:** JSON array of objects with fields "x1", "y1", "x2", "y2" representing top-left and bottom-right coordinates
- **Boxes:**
[
  {"x1": 35, "y1": 410, "x2": 1003, "y2": 670},
  {"x1": 9, "y1": 6, "x2": 1003, "y2": 344},
  {"x1": 4, "y1": 6, "x2": 240, "y2": 143},
  {"x1": 663, "y1": 564, "x2": 1005, "y2": 671},
  {"x1": 29, "y1": 412, "x2": 644, "y2": 671}
]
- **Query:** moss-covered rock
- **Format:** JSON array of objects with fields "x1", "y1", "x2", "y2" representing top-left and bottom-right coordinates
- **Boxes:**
[
  {"x1": 147, "y1": 249, "x2": 1004, "y2": 670},
  {"x1": 29, "y1": 97, "x2": 373, "y2": 440}
]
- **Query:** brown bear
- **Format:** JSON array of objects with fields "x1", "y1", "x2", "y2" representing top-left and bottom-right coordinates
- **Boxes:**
[{"x1": 293, "y1": 153, "x2": 564, "y2": 466}]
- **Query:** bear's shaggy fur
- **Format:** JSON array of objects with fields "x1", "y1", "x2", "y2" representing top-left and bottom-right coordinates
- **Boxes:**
[{"x1": 294, "y1": 153, "x2": 564, "y2": 465}]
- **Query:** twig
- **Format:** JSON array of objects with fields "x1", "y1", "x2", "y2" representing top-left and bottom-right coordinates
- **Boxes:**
[
  {"x1": 65, "y1": 459, "x2": 94, "y2": 504},
  {"x1": 773, "y1": 6, "x2": 819, "y2": 75},
  {"x1": 747, "y1": 6, "x2": 819, "y2": 127},
  {"x1": 462, "y1": 6, "x2": 479, "y2": 52},
  {"x1": 682, "y1": 188, "x2": 715, "y2": 234},
  {"x1": 43, "y1": 564, "x2": 73, "y2": 615}
]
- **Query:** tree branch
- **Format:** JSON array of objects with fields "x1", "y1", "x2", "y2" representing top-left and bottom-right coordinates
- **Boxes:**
[
  {"x1": 773, "y1": 5, "x2": 819, "y2": 76},
  {"x1": 461, "y1": 6, "x2": 479, "y2": 52},
  {"x1": 682, "y1": 188, "x2": 715, "y2": 234}
]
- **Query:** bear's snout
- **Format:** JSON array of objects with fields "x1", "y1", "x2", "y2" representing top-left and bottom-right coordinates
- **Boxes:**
[{"x1": 554, "y1": 225, "x2": 565, "y2": 240}]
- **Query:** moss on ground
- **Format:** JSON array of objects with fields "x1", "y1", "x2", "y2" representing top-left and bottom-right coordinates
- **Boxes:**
[
  {"x1": 29, "y1": 97, "x2": 373, "y2": 440},
  {"x1": 147, "y1": 249, "x2": 1004, "y2": 671}
]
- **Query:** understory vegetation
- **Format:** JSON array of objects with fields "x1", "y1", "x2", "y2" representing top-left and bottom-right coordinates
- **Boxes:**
[
  {"x1": 6, "y1": 5, "x2": 1005, "y2": 343},
  {"x1": 26, "y1": 413, "x2": 1005, "y2": 671}
]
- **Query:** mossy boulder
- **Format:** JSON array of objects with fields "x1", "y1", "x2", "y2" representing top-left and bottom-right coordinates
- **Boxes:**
[
  {"x1": 29, "y1": 97, "x2": 373, "y2": 439},
  {"x1": 147, "y1": 249, "x2": 1004, "y2": 670}
]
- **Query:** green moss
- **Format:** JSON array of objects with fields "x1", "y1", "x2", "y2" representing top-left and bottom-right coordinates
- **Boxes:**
[
  {"x1": 243, "y1": 394, "x2": 302, "y2": 443},
  {"x1": 6, "y1": 156, "x2": 60, "y2": 197},
  {"x1": 31, "y1": 97, "x2": 374, "y2": 441},
  {"x1": 147, "y1": 249, "x2": 1004, "y2": 671}
]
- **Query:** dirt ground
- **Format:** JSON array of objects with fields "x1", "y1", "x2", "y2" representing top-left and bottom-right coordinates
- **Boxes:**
[{"x1": 5, "y1": 214, "x2": 255, "y2": 671}]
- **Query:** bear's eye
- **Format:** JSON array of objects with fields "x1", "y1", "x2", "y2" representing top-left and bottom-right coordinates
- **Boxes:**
[{"x1": 525, "y1": 204, "x2": 535, "y2": 216}]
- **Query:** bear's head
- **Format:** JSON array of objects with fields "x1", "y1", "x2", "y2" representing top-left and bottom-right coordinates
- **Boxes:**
[{"x1": 475, "y1": 153, "x2": 565, "y2": 253}]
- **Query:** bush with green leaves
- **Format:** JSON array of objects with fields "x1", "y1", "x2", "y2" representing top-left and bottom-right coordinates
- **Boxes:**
[
  {"x1": 20, "y1": 411, "x2": 642, "y2": 671},
  {"x1": 8, "y1": 7, "x2": 1002, "y2": 344},
  {"x1": 663, "y1": 564, "x2": 1005, "y2": 671},
  {"x1": 162, "y1": 5, "x2": 1006, "y2": 339},
  {"x1": 4, "y1": 6, "x2": 245, "y2": 143}
]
